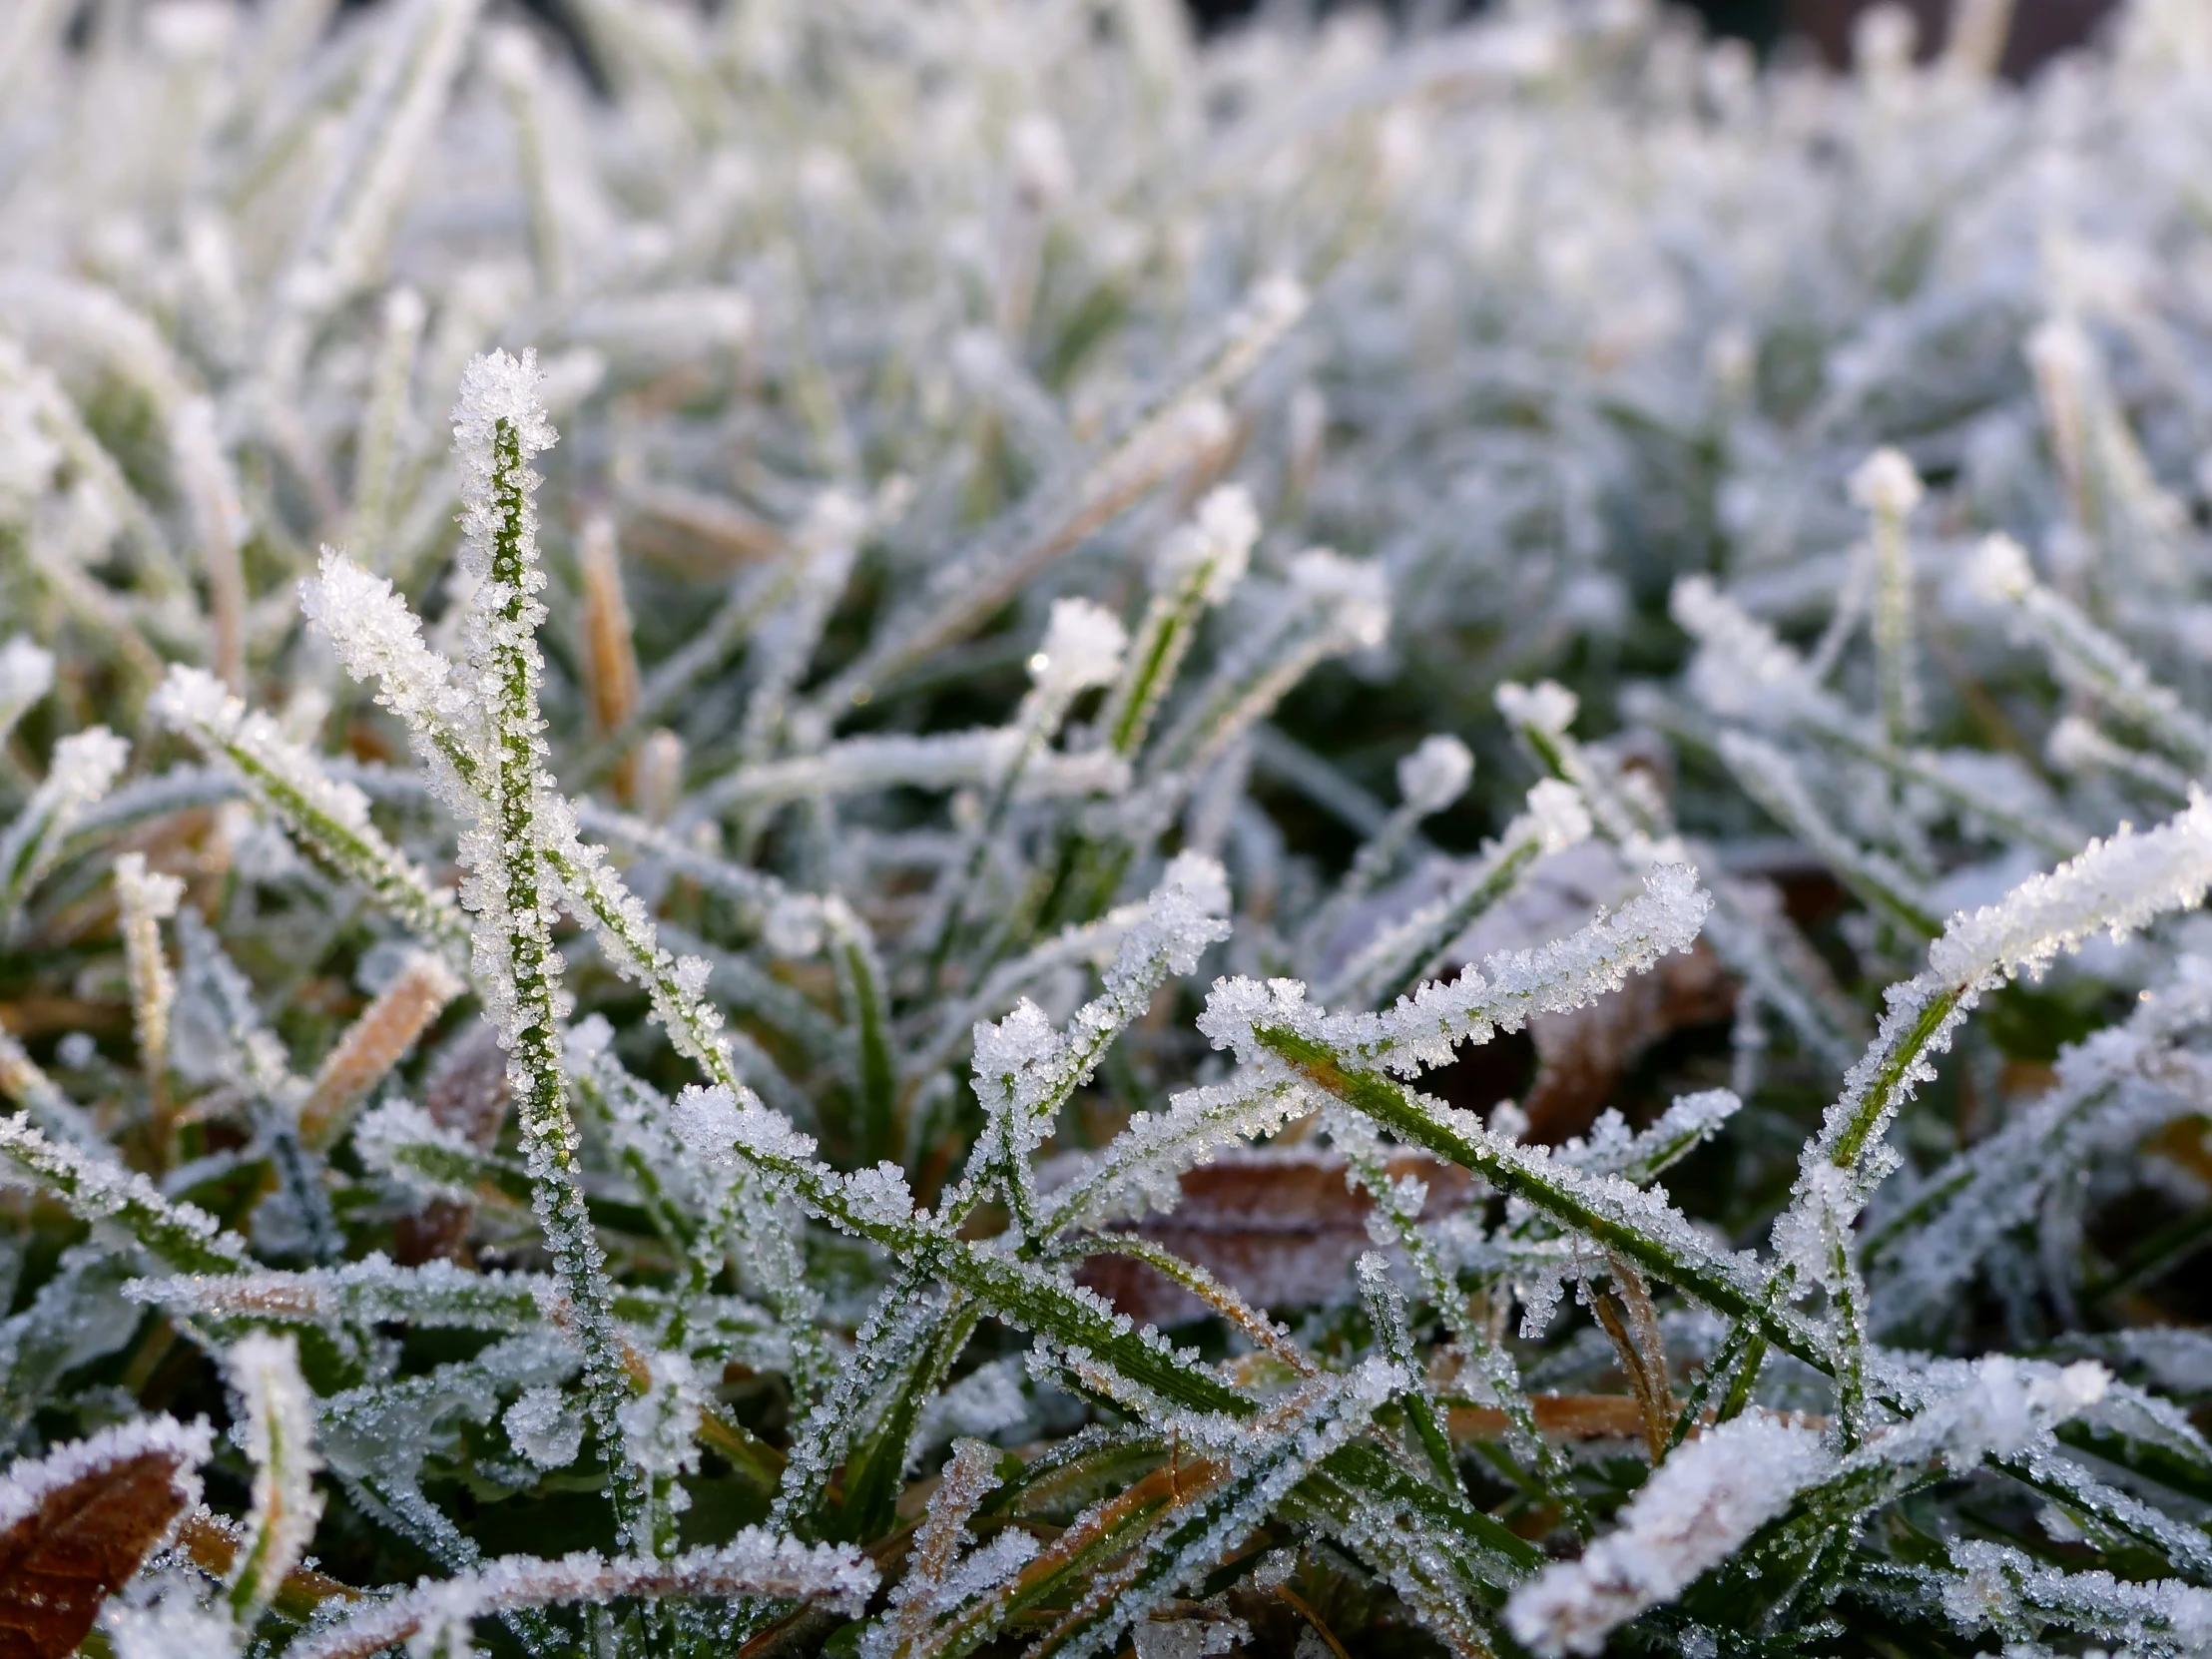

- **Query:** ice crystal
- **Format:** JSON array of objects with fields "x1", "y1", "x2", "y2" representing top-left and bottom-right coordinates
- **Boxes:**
[
  {"x1": 102, "y1": 1579, "x2": 242, "y2": 1659},
  {"x1": 861, "y1": 1436, "x2": 1009, "y2": 1659},
  {"x1": 615, "y1": 1348, "x2": 702, "y2": 1478},
  {"x1": 299, "y1": 550, "x2": 479, "y2": 786},
  {"x1": 1505, "y1": 1413, "x2": 1835, "y2": 1656},
  {"x1": 1155, "y1": 486, "x2": 1259, "y2": 604},
  {"x1": 1878, "y1": 1354, "x2": 2111, "y2": 1471},
  {"x1": 503, "y1": 1384, "x2": 583, "y2": 1470},
  {"x1": 1031, "y1": 598, "x2": 1130, "y2": 700}
]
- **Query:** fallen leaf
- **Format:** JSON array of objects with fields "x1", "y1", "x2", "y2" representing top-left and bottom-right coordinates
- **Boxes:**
[
  {"x1": 1520, "y1": 939, "x2": 1734, "y2": 1145},
  {"x1": 0, "y1": 1420, "x2": 210, "y2": 1659},
  {"x1": 1330, "y1": 838, "x2": 1738, "y2": 1145},
  {"x1": 1075, "y1": 1148, "x2": 1473, "y2": 1324}
]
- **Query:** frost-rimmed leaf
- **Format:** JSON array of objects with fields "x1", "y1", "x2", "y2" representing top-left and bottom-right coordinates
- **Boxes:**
[{"x1": 0, "y1": 1417, "x2": 213, "y2": 1659}]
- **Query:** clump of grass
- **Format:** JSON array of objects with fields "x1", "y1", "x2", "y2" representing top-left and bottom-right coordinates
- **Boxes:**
[{"x1": 7, "y1": 3, "x2": 2212, "y2": 1656}]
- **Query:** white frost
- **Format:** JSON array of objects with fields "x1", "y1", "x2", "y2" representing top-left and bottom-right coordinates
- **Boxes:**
[{"x1": 1505, "y1": 1414, "x2": 1834, "y2": 1656}]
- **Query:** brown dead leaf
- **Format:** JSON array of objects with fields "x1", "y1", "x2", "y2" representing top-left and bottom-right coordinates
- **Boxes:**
[
  {"x1": 177, "y1": 1511, "x2": 358, "y2": 1621},
  {"x1": 1448, "y1": 1393, "x2": 1648, "y2": 1442},
  {"x1": 1445, "y1": 1395, "x2": 1831, "y2": 1445},
  {"x1": 1521, "y1": 938, "x2": 1734, "y2": 1145},
  {"x1": 1073, "y1": 1148, "x2": 1473, "y2": 1325},
  {"x1": 0, "y1": 998, "x2": 129, "y2": 1040},
  {"x1": 580, "y1": 510, "x2": 641, "y2": 732},
  {"x1": 0, "y1": 1439, "x2": 201, "y2": 1659}
]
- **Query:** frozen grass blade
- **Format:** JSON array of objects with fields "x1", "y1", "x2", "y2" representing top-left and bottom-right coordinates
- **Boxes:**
[
  {"x1": 1971, "y1": 535, "x2": 2212, "y2": 776},
  {"x1": 224, "y1": 1332, "x2": 324, "y2": 1626},
  {"x1": 285, "y1": 1533, "x2": 877, "y2": 1659},
  {"x1": 0, "y1": 1114, "x2": 254, "y2": 1276},
  {"x1": 113, "y1": 851, "x2": 183, "y2": 1146},
  {"x1": 1, "y1": 727, "x2": 128, "y2": 930},
  {"x1": 153, "y1": 666, "x2": 467, "y2": 953},
  {"x1": 296, "y1": 950, "x2": 464, "y2": 1151},
  {"x1": 445, "y1": 347, "x2": 648, "y2": 1544}
]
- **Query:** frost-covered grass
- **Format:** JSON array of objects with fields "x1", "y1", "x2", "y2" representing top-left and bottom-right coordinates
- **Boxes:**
[{"x1": 8, "y1": 0, "x2": 2212, "y2": 1655}]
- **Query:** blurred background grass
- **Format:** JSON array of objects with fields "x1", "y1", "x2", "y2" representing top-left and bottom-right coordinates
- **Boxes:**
[
  {"x1": 1186, "y1": 0, "x2": 2121, "y2": 74},
  {"x1": 452, "y1": 0, "x2": 2130, "y2": 101}
]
